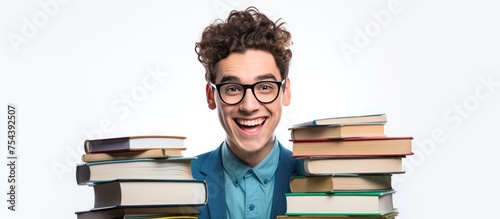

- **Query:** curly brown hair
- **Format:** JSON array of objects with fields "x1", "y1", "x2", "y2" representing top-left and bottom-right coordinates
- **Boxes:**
[{"x1": 195, "y1": 6, "x2": 293, "y2": 84}]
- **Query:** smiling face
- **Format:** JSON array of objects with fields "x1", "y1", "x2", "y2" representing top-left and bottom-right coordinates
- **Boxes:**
[{"x1": 206, "y1": 50, "x2": 291, "y2": 166}]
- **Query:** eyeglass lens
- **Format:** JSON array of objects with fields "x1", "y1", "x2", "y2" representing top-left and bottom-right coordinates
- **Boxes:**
[{"x1": 218, "y1": 81, "x2": 282, "y2": 104}]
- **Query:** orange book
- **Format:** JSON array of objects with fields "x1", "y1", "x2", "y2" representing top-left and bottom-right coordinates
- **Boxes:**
[{"x1": 291, "y1": 137, "x2": 413, "y2": 157}]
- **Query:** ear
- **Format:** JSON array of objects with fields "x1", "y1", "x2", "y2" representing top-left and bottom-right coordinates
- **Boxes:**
[
  {"x1": 282, "y1": 78, "x2": 291, "y2": 106},
  {"x1": 206, "y1": 83, "x2": 217, "y2": 110}
]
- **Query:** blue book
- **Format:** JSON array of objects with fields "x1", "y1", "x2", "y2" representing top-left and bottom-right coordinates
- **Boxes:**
[{"x1": 292, "y1": 113, "x2": 387, "y2": 127}]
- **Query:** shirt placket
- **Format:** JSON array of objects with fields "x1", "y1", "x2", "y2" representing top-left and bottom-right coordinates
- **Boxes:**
[{"x1": 244, "y1": 169, "x2": 260, "y2": 219}]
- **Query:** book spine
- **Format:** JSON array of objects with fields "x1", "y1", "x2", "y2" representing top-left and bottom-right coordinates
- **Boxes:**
[
  {"x1": 76, "y1": 164, "x2": 90, "y2": 185},
  {"x1": 295, "y1": 158, "x2": 309, "y2": 176}
]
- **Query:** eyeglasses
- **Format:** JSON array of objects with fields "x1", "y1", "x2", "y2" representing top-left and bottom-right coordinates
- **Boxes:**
[{"x1": 209, "y1": 79, "x2": 286, "y2": 105}]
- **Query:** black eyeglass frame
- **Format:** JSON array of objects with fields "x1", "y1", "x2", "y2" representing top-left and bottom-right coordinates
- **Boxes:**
[{"x1": 208, "y1": 79, "x2": 286, "y2": 105}]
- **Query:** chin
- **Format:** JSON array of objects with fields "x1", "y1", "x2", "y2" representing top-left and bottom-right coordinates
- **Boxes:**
[{"x1": 236, "y1": 136, "x2": 272, "y2": 153}]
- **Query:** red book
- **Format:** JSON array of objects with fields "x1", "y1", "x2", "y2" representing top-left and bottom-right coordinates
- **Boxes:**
[{"x1": 290, "y1": 137, "x2": 413, "y2": 157}]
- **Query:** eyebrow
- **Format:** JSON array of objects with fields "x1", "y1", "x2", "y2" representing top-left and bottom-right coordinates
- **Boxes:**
[{"x1": 219, "y1": 73, "x2": 278, "y2": 84}]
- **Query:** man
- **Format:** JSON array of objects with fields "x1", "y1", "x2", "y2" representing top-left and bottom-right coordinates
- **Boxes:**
[{"x1": 191, "y1": 6, "x2": 297, "y2": 219}]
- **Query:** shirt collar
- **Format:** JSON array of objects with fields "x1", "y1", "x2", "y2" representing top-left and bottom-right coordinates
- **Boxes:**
[{"x1": 222, "y1": 139, "x2": 280, "y2": 187}]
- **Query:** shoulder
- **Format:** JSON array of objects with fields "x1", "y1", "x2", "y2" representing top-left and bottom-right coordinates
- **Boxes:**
[
  {"x1": 191, "y1": 150, "x2": 212, "y2": 168},
  {"x1": 278, "y1": 141, "x2": 298, "y2": 172},
  {"x1": 277, "y1": 141, "x2": 295, "y2": 161},
  {"x1": 191, "y1": 150, "x2": 212, "y2": 180},
  {"x1": 191, "y1": 146, "x2": 223, "y2": 178},
  {"x1": 276, "y1": 141, "x2": 298, "y2": 172}
]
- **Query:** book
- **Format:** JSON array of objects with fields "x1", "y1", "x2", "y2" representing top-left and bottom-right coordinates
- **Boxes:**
[
  {"x1": 291, "y1": 137, "x2": 413, "y2": 157},
  {"x1": 147, "y1": 217, "x2": 198, "y2": 219},
  {"x1": 296, "y1": 156, "x2": 404, "y2": 175},
  {"x1": 76, "y1": 157, "x2": 195, "y2": 185},
  {"x1": 145, "y1": 217, "x2": 198, "y2": 219},
  {"x1": 290, "y1": 123, "x2": 385, "y2": 139},
  {"x1": 290, "y1": 175, "x2": 392, "y2": 192},
  {"x1": 292, "y1": 113, "x2": 387, "y2": 127},
  {"x1": 92, "y1": 179, "x2": 208, "y2": 209},
  {"x1": 85, "y1": 135, "x2": 186, "y2": 153},
  {"x1": 146, "y1": 217, "x2": 198, "y2": 219},
  {"x1": 277, "y1": 211, "x2": 398, "y2": 218},
  {"x1": 285, "y1": 190, "x2": 396, "y2": 216},
  {"x1": 81, "y1": 148, "x2": 184, "y2": 162},
  {"x1": 75, "y1": 205, "x2": 200, "y2": 219}
]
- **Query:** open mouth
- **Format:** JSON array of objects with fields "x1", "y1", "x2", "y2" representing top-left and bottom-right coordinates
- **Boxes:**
[{"x1": 234, "y1": 117, "x2": 266, "y2": 132}]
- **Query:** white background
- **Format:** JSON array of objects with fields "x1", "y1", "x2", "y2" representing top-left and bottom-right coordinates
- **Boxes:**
[{"x1": 1, "y1": 0, "x2": 499, "y2": 218}]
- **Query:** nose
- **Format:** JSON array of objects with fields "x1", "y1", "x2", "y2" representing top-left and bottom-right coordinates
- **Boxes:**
[{"x1": 238, "y1": 88, "x2": 260, "y2": 113}]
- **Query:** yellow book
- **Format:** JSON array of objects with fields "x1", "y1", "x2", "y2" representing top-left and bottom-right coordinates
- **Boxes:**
[{"x1": 151, "y1": 217, "x2": 198, "y2": 219}]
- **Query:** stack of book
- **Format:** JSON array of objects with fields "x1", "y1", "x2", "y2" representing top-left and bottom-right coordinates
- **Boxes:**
[
  {"x1": 74, "y1": 135, "x2": 207, "y2": 219},
  {"x1": 279, "y1": 114, "x2": 413, "y2": 219}
]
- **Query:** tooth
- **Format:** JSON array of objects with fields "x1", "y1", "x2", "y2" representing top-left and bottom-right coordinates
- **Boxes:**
[{"x1": 238, "y1": 118, "x2": 264, "y2": 126}]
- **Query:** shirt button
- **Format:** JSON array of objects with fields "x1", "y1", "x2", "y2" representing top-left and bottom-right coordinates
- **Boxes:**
[
  {"x1": 264, "y1": 179, "x2": 268, "y2": 184},
  {"x1": 234, "y1": 180, "x2": 239, "y2": 184},
  {"x1": 249, "y1": 204, "x2": 255, "y2": 211}
]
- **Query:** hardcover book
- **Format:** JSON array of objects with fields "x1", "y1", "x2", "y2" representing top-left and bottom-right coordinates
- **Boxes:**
[
  {"x1": 296, "y1": 156, "x2": 405, "y2": 175},
  {"x1": 76, "y1": 157, "x2": 195, "y2": 185},
  {"x1": 285, "y1": 190, "x2": 396, "y2": 216},
  {"x1": 75, "y1": 205, "x2": 200, "y2": 219},
  {"x1": 290, "y1": 174, "x2": 392, "y2": 192},
  {"x1": 81, "y1": 148, "x2": 184, "y2": 162},
  {"x1": 290, "y1": 123, "x2": 386, "y2": 139},
  {"x1": 291, "y1": 137, "x2": 413, "y2": 157},
  {"x1": 277, "y1": 211, "x2": 398, "y2": 219},
  {"x1": 84, "y1": 135, "x2": 186, "y2": 153},
  {"x1": 292, "y1": 113, "x2": 387, "y2": 127},
  {"x1": 92, "y1": 179, "x2": 208, "y2": 209}
]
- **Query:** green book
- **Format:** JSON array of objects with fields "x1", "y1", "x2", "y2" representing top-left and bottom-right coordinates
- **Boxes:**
[{"x1": 285, "y1": 190, "x2": 396, "y2": 216}]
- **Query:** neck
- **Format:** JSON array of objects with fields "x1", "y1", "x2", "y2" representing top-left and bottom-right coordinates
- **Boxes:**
[{"x1": 227, "y1": 139, "x2": 275, "y2": 168}]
